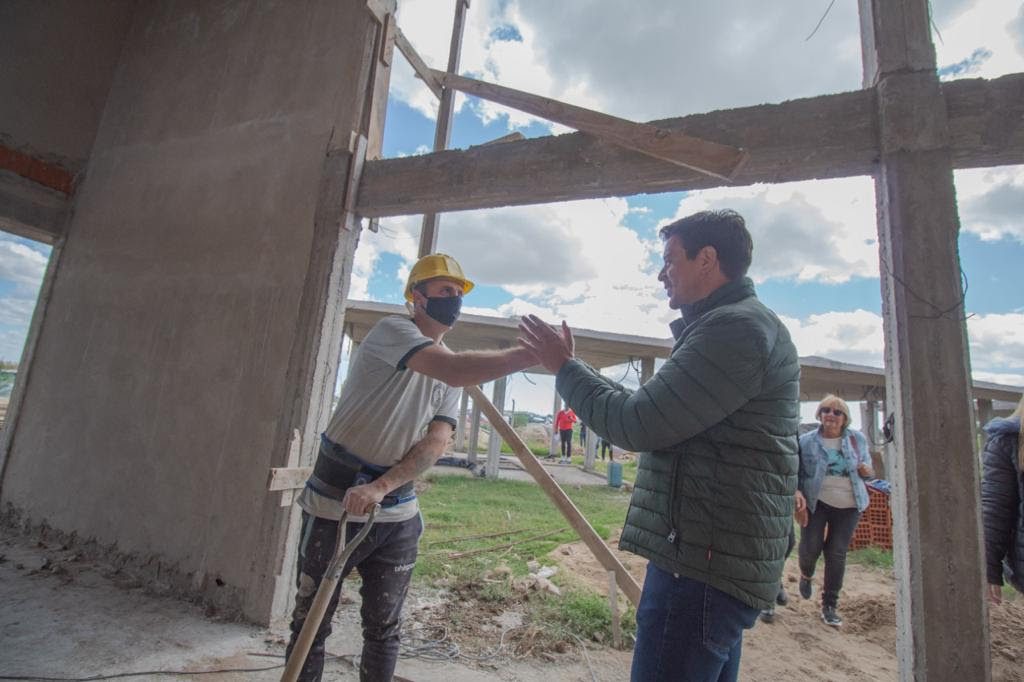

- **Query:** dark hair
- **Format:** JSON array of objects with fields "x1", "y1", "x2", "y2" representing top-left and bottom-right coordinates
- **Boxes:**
[{"x1": 659, "y1": 209, "x2": 752, "y2": 280}]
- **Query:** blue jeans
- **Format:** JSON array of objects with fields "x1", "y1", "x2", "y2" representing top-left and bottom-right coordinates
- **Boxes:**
[{"x1": 631, "y1": 563, "x2": 760, "y2": 682}]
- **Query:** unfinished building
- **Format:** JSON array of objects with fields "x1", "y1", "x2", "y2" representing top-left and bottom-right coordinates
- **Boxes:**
[{"x1": 1, "y1": 1, "x2": 1022, "y2": 679}]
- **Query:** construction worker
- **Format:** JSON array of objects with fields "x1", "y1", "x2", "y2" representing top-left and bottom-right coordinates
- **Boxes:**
[
  {"x1": 286, "y1": 253, "x2": 537, "y2": 682},
  {"x1": 519, "y1": 210, "x2": 800, "y2": 682}
]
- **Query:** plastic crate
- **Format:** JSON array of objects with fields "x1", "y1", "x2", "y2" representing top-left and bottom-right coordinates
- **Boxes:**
[{"x1": 848, "y1": 486, "x2": 892, "y2": 550}]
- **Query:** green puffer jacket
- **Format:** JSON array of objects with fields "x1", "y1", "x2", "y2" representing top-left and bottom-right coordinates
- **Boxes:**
[{"x1": 556, "y1": 277, "x2": 800, "y2": 610}]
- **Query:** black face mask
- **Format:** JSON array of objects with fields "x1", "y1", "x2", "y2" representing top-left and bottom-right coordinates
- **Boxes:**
[{"x1": 423, "y1": 295, "x2": 462, "y2": 326}]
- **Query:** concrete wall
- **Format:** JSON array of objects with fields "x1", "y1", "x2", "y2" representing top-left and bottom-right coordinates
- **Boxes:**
[
  {"x1": 0, "y1": 0, "x2": 387, "y2": 623},
  {"x1": 0, "y1": 0, "x2": 135, "y2": 169}
]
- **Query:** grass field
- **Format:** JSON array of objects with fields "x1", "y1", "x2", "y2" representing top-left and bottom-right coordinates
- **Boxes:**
[{"x1": 416, "y1": 474, "x2": 636, "y2": 645}]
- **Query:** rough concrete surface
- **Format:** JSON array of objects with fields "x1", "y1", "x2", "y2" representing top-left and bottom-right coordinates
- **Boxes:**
[{"x1": 0, "y1": 527, "x2": 630, "y2": 681}]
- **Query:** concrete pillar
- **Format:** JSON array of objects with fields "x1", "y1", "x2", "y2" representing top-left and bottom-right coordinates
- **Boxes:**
[
  {"x1": 860, "y1": 0, "x2": 988, "y2": 677},
  {"x1": 976, "y1": 398, "x2": 994, "y2": 431},
  {"x1": 583, "y1": 423, "x2": 598, "y2": 472},
  {"x1": 485, "y1": 377, "x2": 507, "y2": 478},
  {"x1": 640, "y1": 356, "x2": 655, "y2": 384},
  {"x1": 549, "y1": 386, "x2": 562, "y2": 458},
  {"x1": 0, "y1": 0, "x2": 397, "y2": 624},
  {"x1": 455, "y1": 390, "x2": 469, "y2": 451},
  {"x1": 861, "y1": 399, "x2": 884, "y2": 478},
  {"x1": 467, "y1": 395, "x2": 481, "y2": 465}
]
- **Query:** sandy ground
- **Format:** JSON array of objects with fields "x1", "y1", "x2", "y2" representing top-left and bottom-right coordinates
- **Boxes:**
[{"x1": 553, "y1": 532, "x2": 1024, "y2": 682}]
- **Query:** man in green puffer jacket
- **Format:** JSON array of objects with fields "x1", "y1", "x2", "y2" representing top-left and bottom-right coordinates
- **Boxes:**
[{"x1": 519, "y1": 209, "x2": 800, "y2": 682}]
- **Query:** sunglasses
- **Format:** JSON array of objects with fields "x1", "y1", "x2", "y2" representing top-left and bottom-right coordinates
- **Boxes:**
[{"x1": 819, "y1": 407, "x2": 845, "y2": 417}]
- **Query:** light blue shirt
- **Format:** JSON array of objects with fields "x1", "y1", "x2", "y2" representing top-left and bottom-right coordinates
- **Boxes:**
[{"x1": 798, "y1": 428, "x2": 873, "y2": 513}]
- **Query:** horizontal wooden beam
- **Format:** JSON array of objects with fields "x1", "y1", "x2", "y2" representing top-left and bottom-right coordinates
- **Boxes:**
[
  {"x1": 394, "y1": 27, "x2": 444, "y2": 99},
  {"x1": 356, "y1": 73, "x2": 1024, "y2": 217},
  {"x1": 433, "y1": 69, "x2": 747, "y2": 181},
  {"x1": 0, "y1": 170, "x2": 66, "y2": 244}
]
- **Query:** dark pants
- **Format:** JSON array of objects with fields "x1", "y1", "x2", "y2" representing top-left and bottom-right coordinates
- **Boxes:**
[
  {"x1": 631, "y1": 563, "x2": 760, "y2": 682},
  {"x1": 286, "y1": 511, "x2": 422, "y2": 682},
  {"x1": 559, "y1": 429, "x2": 573, "y2": 459},
  {"x1": 798, "y1": 501, "x2": 861, "y2": 608},
  {"x1": 599, "y1": 439, "x2": 612, "y2": 461}
]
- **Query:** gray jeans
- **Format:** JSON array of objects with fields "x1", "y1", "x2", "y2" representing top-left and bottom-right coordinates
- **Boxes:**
[{"x1": 286, "y1": 511, "x2": 422, "y2": 682}]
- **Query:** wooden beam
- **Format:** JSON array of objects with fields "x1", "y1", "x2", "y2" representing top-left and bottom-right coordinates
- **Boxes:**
[
  {"x1": 394, "y1": 27, "x2": 444, "y2": 99},
  {"x1": 465, "y1": 384, "x2": 642, "y2": 607},
  {"x1": 0, "y1": 170, "x2": 66, "y2": 244},
  {"x1": 356, "y1": 74, "x2": 1024, "y2": 217},
  {"x1": 432, "y1": 69, "x2": 747, "y2": 181},
  {"x1": 268, "y1": 466, "x2": 313, "y2": 492},
  {"x1": 418, "y1": 0, "x2": 470, "y2": 257}
]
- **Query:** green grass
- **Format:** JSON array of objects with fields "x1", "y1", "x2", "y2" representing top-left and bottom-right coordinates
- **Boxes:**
[
  {"x1": 533, "y1": 589, "x2": 637, "y2": 644},
  {"x1": 846, "y1": 546, "x2": 894, "y2": 570},
  {"x1": 416, "y1": 474, "x2": 631, "y2": 582}
]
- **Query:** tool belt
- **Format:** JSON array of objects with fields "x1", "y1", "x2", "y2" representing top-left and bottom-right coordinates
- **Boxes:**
[{"x1": 306, "y1": 434, "x2": 416, "y2": 508}]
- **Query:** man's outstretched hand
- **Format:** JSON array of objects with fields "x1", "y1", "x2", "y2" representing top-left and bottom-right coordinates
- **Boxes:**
[{"x1": 518, "y1": 315, "x2": 575, "y2": 374}]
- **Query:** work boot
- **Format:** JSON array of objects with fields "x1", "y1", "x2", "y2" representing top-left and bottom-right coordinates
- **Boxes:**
[
  {"x1": 821, "y1": 605, "x2": 842, "y2": 628},
  {"x1": 799, "y1": 575, "x2": 813, "y2": 600},
  {"x1": 776, "y1": 585, "x2": 789, "y2": 606},
  {"x1": 759, "y1": 605, "x2": 776, "y2": 624}
]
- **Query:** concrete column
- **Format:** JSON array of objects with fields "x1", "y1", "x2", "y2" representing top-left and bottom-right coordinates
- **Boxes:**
[
  {"x1": 467, "y1": 395, "x2": 481, "y2": 465},
  {"x1": 860, "y1": 0, "x2": 988, "y2": 677},
  {"x1": 640, "y1": 356, "x2": 655, "y2": 384},
  {"x1": 549, "y1": 387, "x2": 562, "y2": 458},
  {"x1": 583, "y1": 423, "x2": 598, "y2": 472},
  {"x1": 861, "y1": 399, "x2": 884, "y2": 478},
  {"x1": 454, "y1": 390, "x2": 469, "y2": 452},
  {"x1": 485, "y1": 377, "x2": 507, "y2": 478},
  {"x1": 976, "y1": 398, "x2": 994, "y2": 431}
]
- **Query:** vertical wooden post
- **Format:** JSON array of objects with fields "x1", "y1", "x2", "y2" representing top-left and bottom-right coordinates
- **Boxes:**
[
  {"x1": 859, "y1": 0, "x2": 989, "y2": 678},
  {"x1": 485, "y1": 376, "x2": 507, "y2": 478},
  {"x1": 417, "y1": 0, "x2": 470, "y2": 257},
  {"x1": 608, "y1": 570, "x2": 622, "y2": 649}
]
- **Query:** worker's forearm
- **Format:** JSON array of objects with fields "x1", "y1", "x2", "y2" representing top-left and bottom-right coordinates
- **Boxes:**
[
  {"x1": 442, "y1": 347, "x2": 536, "y2": 387},
  {"x1": 372, "y1": 437, "x2": 447, "y2": 493}
]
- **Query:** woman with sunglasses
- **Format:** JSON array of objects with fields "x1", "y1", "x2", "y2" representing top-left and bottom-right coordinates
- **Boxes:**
[{"x1": 796, "y1": 394, "x2": 874, "y2": 628}]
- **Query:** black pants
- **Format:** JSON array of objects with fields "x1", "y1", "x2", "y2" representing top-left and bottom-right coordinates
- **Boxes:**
[
  {"x1": 798, "y1": 501, "x2": 860, "y2": 608},
  {"x1": 599, "y1": 440, "x2": 612, "y2": 461},
  {"x1": 286, "y1": 511, "x2": 422, "y2": 682},
  {"x1": 559, "y1": 429, "x2": 573, "y2": 459}
]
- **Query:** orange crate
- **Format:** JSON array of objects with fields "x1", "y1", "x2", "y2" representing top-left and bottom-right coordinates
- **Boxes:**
[{"x1": 848, "y1": 487, "x2": 892, "y2": 550}]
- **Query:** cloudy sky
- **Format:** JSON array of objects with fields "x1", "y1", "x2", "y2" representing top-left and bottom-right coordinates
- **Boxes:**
[{"x1": 2, "y1": 0, "x2": 1022, "y2": 421}]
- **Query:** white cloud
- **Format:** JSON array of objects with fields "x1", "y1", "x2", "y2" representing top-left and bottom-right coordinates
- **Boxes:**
[
  {"x1": 781, "y1": 310, "x2": 885, "y2": 367},
  {"x1": 0, "y1": 237, "x2": 48, "y2": 291},
  {"x1": 956, "y1": 165, "x2": 1024, "y2": 243},
  {"x1": 671, "y1": 177, "x2": 878, "y2": 284},
  {"x1": 968, "y1": 312, "x2": 1024, "y2": 373}
]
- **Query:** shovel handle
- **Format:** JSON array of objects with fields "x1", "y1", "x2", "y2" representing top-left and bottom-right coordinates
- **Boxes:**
[{"x1": 281, "y1": 504, "x2": 380, "y2": 682}]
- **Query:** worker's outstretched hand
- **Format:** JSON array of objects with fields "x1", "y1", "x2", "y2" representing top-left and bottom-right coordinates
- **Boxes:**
[{"x1": 518, "y1": 315, "x2": 574, "y2": 374}]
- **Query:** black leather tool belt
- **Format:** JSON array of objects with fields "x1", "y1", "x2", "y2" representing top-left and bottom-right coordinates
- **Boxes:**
[{"x1": 306, "y1": 434, "x2": 415, "y2": 508}]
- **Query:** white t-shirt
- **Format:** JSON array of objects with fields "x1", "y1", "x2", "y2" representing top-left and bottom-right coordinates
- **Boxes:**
[{"x1": 297, "y1": 316, "x2": 461, "y2": 522}]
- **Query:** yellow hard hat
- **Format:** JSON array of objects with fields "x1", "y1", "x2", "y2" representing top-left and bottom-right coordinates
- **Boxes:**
[{"x1": 404, "y1": 253, "x2": 475, "y2": 302}]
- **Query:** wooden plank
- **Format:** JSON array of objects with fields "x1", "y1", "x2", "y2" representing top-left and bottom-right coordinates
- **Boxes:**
[
  {"x1": 268, "y1": 466, "x2": 313, "y2": 492},
  {"x1": 394, "y1": 27, "x2": 444, "y2": 99},
  {"x1": 418, "y1": 0, "x2": 470, "y2": 257},
  {"x1": 0, "y1": 170, "x2": 66, "y2": 244},
  {"x1": 465, "y1": 384, "x2": 642, "y2": 607},
  {"x1": 356, "y1": 74, "x2": 1024, "y2": 218},
  {"x1": 475, "y1": 132, "x2": 525, "y2": 146},
  {"x1": 343, "y1": 134, "x2": 367, "y2": 218},
  {"x1": 432, "y1": 69, "x2": 747, "y2": 181}
]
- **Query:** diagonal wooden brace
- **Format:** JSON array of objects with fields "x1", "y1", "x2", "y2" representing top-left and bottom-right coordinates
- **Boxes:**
[
  {"x1": 432, "y1": 70, "x2": 748, "y2": 181},
  {"x1": 465, "y1": 384, "x2": 642, "y2": 607}
]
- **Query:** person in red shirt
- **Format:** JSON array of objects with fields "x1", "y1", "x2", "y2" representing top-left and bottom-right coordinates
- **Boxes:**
[{"x1": 555, "y1": 405, "x2": 578, "y2": 463}]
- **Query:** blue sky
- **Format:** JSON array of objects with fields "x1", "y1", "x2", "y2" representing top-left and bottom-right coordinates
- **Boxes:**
[{"x1": 1, "y1": 0, "x2": 1022, "y2": 422}]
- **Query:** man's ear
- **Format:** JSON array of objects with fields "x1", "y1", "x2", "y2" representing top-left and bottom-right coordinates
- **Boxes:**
[{"x1": 700, "y1": 245, "x2": 719, "y2": 271}]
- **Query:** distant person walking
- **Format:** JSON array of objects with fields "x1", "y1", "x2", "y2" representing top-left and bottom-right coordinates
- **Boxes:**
[
  {"x1": 982, "y1": 395, "x2": 1024, "y2": 604},
  {"x1": 579, "y1": 422, "x2": 588, "y2": 449},
  {"x1": 555, "y1": 405, "x2": 577, "y2": 463},
  {"x1": 797, "y1": 394, "x2": 874, "y2": 628},
  {"x1": 599, "y1": 437, "x2": 613, "y2": 461}
]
